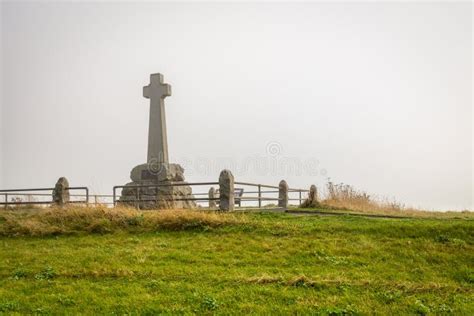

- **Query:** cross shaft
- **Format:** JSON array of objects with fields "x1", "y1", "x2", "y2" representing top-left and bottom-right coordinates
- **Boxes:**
[{"x1": 143, "y1": 73, "x2": 172, "y2": 164}]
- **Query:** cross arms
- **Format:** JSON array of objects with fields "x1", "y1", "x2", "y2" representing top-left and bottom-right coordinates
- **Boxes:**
[{"x1": 143, "y1": 73, "x2": 172, "y2": 99}]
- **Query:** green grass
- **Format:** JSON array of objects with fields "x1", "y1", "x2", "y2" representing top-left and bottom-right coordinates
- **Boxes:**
[{"x1": 0, "y1": 210, "x2": 473, "y2": 315}]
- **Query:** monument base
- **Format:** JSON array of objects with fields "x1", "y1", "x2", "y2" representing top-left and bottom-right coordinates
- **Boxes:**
[{"x1": 119, "y1": 163, "x2": 197, "y2": 209}]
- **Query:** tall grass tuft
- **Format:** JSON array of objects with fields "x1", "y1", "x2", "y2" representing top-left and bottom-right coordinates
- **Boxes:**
[
  {"x1": 0, "y1": 206, "x2": 247, "y2": 236},
  {"x1": 320, "y1": 181, "x2": 470, "y2": 217}
]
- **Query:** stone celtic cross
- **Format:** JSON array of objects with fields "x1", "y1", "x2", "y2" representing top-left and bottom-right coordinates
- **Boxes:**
[{"x1": 143, "y1": 73, "x2": 171, "y2": 164}]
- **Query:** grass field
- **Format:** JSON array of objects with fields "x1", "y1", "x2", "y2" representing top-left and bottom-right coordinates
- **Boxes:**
[{"x1": 0, "y1": 208, "x2": 473, "y2": 315}]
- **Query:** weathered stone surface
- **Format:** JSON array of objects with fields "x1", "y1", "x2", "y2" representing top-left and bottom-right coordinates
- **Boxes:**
[
  {"x1": 120, "y1": 180, "x2": 195, "y2": 209},
  {"x1": 143, "y1": 73, "x2": 172, "y2": 164},
  {"x1": 130, "y1": 163, "x2": 185, "y2": 182},
  {"x1": 219, "y1": 169, "x2": 234, "y2": 211},
  {"x1": 309, "y1": 185, "x2": 318, "y2": 202},
  {"x1": 301, "y1": 184, "x2": 319, "y2": 207},
  {"x1": 278, "y1": 180, "x2": 289, "y2": 208},
  {"x1": 52, "y1": 177, "x2": 70, "y2": 206},
  {"x1": 120, "y1": 163, "x2": 196, "y2": 210},
  {"x1": 208, "y1": 187, "x2": 217, "y2": 208},
  {"x1": 119, "y1": 74, "x2": 195, "y2": 209}
]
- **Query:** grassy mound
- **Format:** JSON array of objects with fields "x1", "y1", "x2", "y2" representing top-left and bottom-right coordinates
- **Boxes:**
[{"x1": 0, "y1": 208, "x2": 472, "y2": 314}]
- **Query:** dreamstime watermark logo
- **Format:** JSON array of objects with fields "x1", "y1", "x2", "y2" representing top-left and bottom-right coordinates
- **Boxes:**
[
  {"x1": 148, "y1": 158, "x2": 164, "y2": 173},
  {"x1": 163, "y1": 141, "x2": 329, "y2": 179},
  {"x1": 146, "y1": 152, "x2": 168, "y2": 176},
  {"x1": 266, "y1": 141, "x2": 282, "y2": 157}
]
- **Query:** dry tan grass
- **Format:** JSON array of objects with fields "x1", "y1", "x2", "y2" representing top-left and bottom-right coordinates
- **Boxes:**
[
  {"x1": 0, "y1": 206, "x2": 247, "y2": 236},
  {"x1": 320, "y1": 201, "x2": 473, "y2": 218},
  {"x1": 246, "y1": 274, "x2": 283, "y2": 284},
  {"x1": 245, "y1": 275, "x2": 468, "y2": 293},
  {"x1": 319, "y1": 181, "x2": 473, "y2": 219},
  {"x1": 287, "y1": 275, "x2": 318, "y2": 287}
]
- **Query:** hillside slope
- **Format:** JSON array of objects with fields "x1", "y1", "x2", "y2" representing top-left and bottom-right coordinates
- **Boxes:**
[{"x1": 0, "y1": 209, "x2": 473, "y2": 314}]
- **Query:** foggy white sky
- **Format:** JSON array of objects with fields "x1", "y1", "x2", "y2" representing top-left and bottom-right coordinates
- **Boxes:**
[{"x1": 1, "y1": 2, "x2": 472, "y2": 210}]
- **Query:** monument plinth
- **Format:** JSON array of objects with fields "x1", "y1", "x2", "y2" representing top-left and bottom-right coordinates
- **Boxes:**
[{"x1": 120, "y1": 73, "x2": 196, "y2": 209}]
